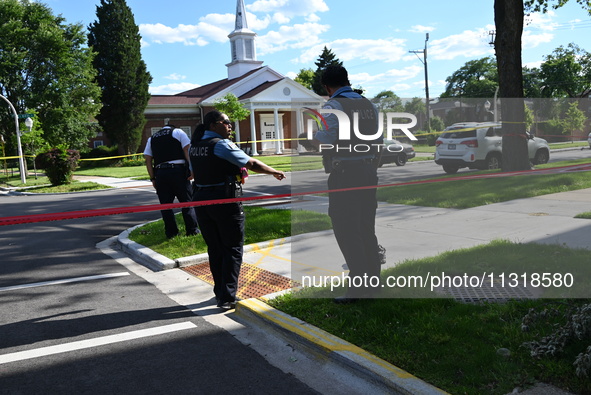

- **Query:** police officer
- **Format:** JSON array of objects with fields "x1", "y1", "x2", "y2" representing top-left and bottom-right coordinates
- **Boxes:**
[
  {"x1": 310, "y1": 65, "x2": 384, "y2": 303},
  {"x1": 190, "y1": 110, "x2": 285, "y2": 310},
  {"x1": 144, "y1": 124, "x2": 199, "y2": 239}
]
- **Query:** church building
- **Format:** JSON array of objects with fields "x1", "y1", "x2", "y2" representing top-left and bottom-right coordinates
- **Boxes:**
[{"x1": 142, "y1": 0, "x2": 324, "y2": 155}]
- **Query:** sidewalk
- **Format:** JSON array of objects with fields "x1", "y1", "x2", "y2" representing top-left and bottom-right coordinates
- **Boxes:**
[{"x1": 106, "y1": 172, "x2": 590, "y2": 394}]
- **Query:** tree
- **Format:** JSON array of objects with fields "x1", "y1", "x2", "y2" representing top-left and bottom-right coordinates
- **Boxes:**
[
  {"x1": 539, "y1": 44, "x2": 591, "y2": 98},
  {"x1": 294, "y1": 68, "x2": 315, "y2": 90},
  {"x1": 88, "y1": 0, "x2": 152, "y2": 155},
  {"x1": 371, "y1": 90, "x2": 403, "y2": 112},
  {"x1": 213, "y1": 93, "x2": 250, "y2": 123},
  {"x1": 562, "y1": 101, "x2": 586, "y2": 140},
  {"x1": 312, "y1": 47, "x2": 343, "y2": 96},
  {"x1": 213, "y1": 93, "x2": 250, "y2": 140},
  {"x1": 494, "y1": 0, "x2": 591, "y2": 171},
  {"x1": 440, "y1": 57, "x2": 499, "y2": 99},
  {"x1": 0, "y1": 0, "x2": 101, "y2": 151}
]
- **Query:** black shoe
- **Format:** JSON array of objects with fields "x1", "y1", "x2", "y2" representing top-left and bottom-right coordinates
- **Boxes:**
[
  {"x1": 218, "y1": 301, "x2": 236, "y2": 310},
  {"x1": 333, "y1": 296, "x2": 359, "y2": 304}
]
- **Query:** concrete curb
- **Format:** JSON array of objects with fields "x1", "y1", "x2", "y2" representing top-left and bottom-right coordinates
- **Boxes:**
[
  {"x1": 117, "y1": 222, "x2": 334, "y2": 271},
  {"x1": 235, "y1": 298, "x2": 449, "y2": 395}
]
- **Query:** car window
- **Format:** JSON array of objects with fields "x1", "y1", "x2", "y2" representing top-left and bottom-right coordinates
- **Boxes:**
[
  {"x1": 485, "y1": 127, "x2": 495, "y2": 137},
  {"x1": 441, "y1": 130, "x2": 476, "y2": 139}
]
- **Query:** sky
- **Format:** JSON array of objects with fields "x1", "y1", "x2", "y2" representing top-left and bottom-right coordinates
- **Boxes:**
[{"x1": 41, "y1": 0, "x2": 591, "y2": 99}]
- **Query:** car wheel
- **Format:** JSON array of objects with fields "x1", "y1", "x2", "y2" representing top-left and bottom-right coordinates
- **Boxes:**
[
  {"x1": 443, "y1": 165, "x2": 459, "y2": 174},
  {"x1": 533, "y1": 149, "x2": 549, "y2": 165},
  {"x1": 486, "y1": 153, "x2": 502, "y2": 170},
  {"x1": 394, "y1": 153, "x2": 407, "y2": 166}
]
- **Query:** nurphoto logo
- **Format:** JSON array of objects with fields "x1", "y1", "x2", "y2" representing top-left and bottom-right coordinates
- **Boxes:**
[{"x1": 303, "y1": 108, "x2": 418, "y2": 153}]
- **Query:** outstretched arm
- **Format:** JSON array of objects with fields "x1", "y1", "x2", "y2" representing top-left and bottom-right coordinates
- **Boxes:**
[{"x1": 244, "y1": 158, "x2": 286, "y2": 181}]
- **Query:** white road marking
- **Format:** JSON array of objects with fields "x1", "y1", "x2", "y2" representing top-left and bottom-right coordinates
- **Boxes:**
[
  {"x1": 0, "y1": 322, "x2": 197, "y2": 364},
  {"x1": 0, "y1": 272, "x2": 130, "y2": 293}
]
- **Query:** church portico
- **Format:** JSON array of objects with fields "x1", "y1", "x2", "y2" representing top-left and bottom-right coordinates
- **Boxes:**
[{"x1": 142, "y1": 0, "x2": 323, "y2": 155}]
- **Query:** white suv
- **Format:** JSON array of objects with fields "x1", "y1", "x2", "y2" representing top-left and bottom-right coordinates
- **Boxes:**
[{"x1": 434, "y1": 122, "x2": 550, "y2": 174}]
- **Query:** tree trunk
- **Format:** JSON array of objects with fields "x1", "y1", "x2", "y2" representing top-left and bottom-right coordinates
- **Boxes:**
[{"x1": 494, "y1": 0, "x2": 531, "y2": 171}]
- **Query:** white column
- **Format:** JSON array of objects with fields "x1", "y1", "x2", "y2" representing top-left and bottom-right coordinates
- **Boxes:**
[
  {"x1": 274, "y1": 107, "x2": 282, "y2": 154},
  {"x1": 249, "y1": 107, "x2": 259, "y2": 156},
  {"x1": 234, "y1": 120, "x2": 241, "y2": 144},
  {"x1": 296, "y1": 108, "x2": 305, "y2": 153}
]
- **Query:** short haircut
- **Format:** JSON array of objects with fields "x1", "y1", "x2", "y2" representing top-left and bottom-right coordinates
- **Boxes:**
[{"x1": 321, "y1": 65, "x2": 350, "y2": 88}]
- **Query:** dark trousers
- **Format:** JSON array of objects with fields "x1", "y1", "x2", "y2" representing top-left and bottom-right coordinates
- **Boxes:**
[
  {"x1": 194, "y1": 189, "x2": 244, "y2": 303},
  {"x1": 154, "y1": 167, "x2": 199, "y2": 238},
  {"x1": 328, "y1": 161, "x2": 381, "y2": 296}
]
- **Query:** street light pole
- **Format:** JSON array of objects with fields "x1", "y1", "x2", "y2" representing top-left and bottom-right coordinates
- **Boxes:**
[
  {"x1": 24, "y1": 117, "x2": 37, "y2": 179},
  {"x1": 0, "y1": 93, "x2": 26, "y2": 184}
]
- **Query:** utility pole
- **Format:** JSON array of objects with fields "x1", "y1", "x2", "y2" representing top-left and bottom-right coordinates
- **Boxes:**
[{"x1": 409, "y1": 33, "x2": 430, "y2": 132}]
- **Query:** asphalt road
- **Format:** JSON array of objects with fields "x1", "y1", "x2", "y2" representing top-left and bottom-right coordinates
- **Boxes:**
[
  {"x1": 0, "y1": 189, "x2": 317, "y2": 394},
  {"x1": 245, "y1": 147, "x2": 591, "y2": 198}
]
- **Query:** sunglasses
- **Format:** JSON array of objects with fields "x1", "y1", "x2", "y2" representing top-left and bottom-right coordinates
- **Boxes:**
[{"x1": 217, "y1": 119, "x2": 232, "y2": 125}]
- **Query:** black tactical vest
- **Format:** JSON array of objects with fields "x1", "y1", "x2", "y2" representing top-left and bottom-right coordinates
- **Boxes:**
[
  {"x1": 323, "y1": 93, "x2": 382, "y2": 159},
  {"x1": 189, "y1": 138, "x2": 240, "y2": 186},
  {"x1": 150, "y1": 128, "x2": 185, "y2": 166}
]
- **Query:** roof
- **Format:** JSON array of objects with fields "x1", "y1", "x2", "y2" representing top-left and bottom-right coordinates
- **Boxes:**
[
  {"x1": 238, "y1": 80, "x2": 282, "y2": 100},
  {"x1": 148, "y1": 68, "x2": 264, "y2": 106}
]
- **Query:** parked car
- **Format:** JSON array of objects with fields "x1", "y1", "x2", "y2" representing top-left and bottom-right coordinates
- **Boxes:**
[
  {"x1": 588, "y1": 132, "x2": 591, "y2": 148},
  {"x1": 378, "y1": 139, "x2": 416, "y2": 167},
  {"x1": 434, "y1": 122, "x2": 550, "y2": 174}
]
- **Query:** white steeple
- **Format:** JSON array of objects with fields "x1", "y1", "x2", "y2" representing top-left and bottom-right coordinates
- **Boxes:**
[{"x1": 226, "y1": 0, "x2": 263, "y2": 80}]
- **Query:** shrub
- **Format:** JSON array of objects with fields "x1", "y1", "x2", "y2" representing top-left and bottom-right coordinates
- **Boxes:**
[{"x1": 36, "y1": 147, "x2": 80, "y2": 185}]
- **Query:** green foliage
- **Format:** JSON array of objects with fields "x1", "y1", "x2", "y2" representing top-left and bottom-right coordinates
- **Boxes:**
[
  {"x1": 371, "y1": 90, "x2": 403, "y2": 112},
  {"x1": 312, "y1": 46, "x2": 343, "y2": 96},
  {"x1": 429, "y1": 116, "x2": 445, "y2": 132},
  {"x1": 0, "y1": 0, "x2": 102, "y2": 150},
  {"x1": 525, "y1": 0, "x2": 591, "y2": 17},
  {"x1": 441, "y1": 57, "x2": 499, "y2": 99},
  {"x1": 563, "y1": 101, "x2": 586, "y2": 135},
  {"x1": 88, "y1": 0, "x2": 152, "y2": 155},
  {"x1": 539, "y1": 44, "x2": 591, "y2": 98},
  {"x1": 36, "y1": 146, "x2": 80, "y2": 185},
  {"x1": 213, "y1": 93, "x2": 250, "y2": 122},
  {"x1": 294, "y1": 68, "x2": 315, "y2": 90}
]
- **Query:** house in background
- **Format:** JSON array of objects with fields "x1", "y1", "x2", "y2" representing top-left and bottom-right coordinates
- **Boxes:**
[{"x1": 142, "y1": 0, "x2": 324, "y2": 155}]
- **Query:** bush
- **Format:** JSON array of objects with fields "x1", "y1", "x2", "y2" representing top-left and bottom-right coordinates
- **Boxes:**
[
  {"x1": 36, "y1": 147, "x2": 80, "y2": 185},
  {"x1": 120, "y1": 156, "x2": 145, "y2": 167}
]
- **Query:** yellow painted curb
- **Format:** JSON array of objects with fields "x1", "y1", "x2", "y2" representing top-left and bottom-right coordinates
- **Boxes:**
[{"x1": 236, "y1": 298, "x2": 449, "y2": 395}]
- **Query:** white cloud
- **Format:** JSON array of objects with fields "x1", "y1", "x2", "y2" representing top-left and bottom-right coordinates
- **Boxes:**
[
  {"x1": 164, "y1": 73, "x2": 187, "y2": 81},
  {"x1": 523, "y1": 60, "x2": 544, "y2": 69},
  {"x1": 150, "y1": 82, "x2": 201, "y2": 95},
  {"x1": 139, "y1": 11, "x2": 272, "y2": 47},
  {"x1": 140, "y1": 22, "x2": 223, "y2": 46},
  {"x1": 410, "y1": 25, "x2": 436, "y2": 33},
  {"x1": 248, "y1": 0, "x2": 329, "y2": 18},
  {"x1": 522, "y1": 31, "x2": 554, "y2": 49},
  {"x1": 294, "y1": 38, "x2": 407, "y2": 64},
  {"x1": 429, "y1": 26, "x2": 495, "y2": 60},
  {"x1": 525, "y1": 11, "x2": 558, "y2": 31},
  {"x1": 257, "y1": 22, "x2": 330, "y2": 55}
]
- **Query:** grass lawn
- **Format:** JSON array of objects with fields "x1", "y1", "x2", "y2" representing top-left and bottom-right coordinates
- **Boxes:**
[
  {"x1": 270, "y1": 241, "x2": 591, "y2": 395},
  {"x1": 129, "y1": 206, "x2": 331, "y2": 260},
  {"x1": 377, "y1": 169, "x2": 591, "y2": 209}
]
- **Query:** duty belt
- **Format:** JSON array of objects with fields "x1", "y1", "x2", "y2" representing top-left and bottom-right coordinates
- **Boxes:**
[{"x1": 155, "y1": 163, "x2": 185, "y2": 169}]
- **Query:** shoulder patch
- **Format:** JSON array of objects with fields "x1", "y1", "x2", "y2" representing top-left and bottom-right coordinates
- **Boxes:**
[{"x1": 227, "y1": 141, "x2": 240, "y2": 150}]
